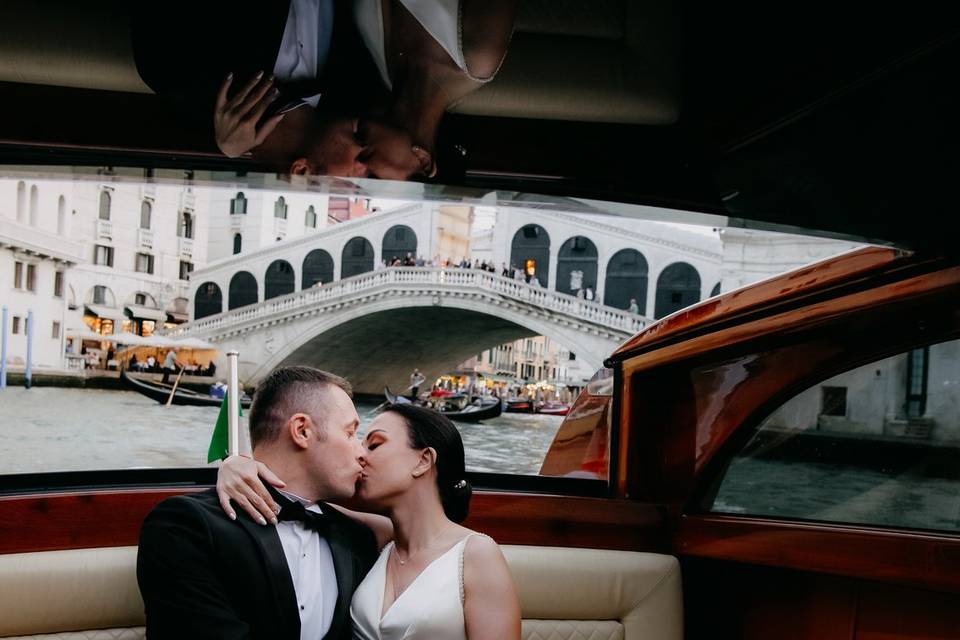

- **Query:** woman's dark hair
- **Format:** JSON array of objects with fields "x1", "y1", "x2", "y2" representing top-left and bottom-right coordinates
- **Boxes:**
[{"x1": 382, "y1": 403, "x2": 472, "y2": 523}]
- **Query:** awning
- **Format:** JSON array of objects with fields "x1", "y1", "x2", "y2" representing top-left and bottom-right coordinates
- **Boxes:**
[
  {"x1": 84, "y1": 304, "x2": 124, "y2": 321},
  {"x1": 124, "y1": 305, "x2": 167, "y2": 322},
  {"x1": 66, "y1": 327, "x2": 109, "y2": 341},
  {"x1": 166, "y1": 310, "x2": 189, "y2": 323}
]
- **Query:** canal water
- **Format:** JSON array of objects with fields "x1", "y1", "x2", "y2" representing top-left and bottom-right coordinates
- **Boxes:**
[
  {"x1": 3, "y1": 387, "x2": 956, "y2": 533},
  {"x1": 0, "y1": 387, "x2": 563, "y2": 476}
]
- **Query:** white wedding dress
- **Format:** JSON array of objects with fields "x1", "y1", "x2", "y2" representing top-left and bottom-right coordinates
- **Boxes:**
[{"x1": 350, "y1": 534, "x2": 483, "y2": 639}]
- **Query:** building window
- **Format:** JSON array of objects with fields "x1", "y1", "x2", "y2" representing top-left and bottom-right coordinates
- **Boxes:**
[
  {"x1": 305, "y1": 205, "x2": 317, "y2": 228},
  {"x1": 93, "y1": 285, "x2": 108, "y2": 305},
  {"x1": 94, "y1": 245, "x2": 114, "y2": 267},
  {"x1": 179, "y1": 261, "x2": 193, "y2": 281},
  {"x1": 26, "y1": 264, "x2": 36, "y2": 292},
  {"x1": 821, "y1": 386, "x2": 847, "y2": 417},
  {"x1": 52, "y1": 321, "x2": 61, "y2": 339},
  {"x1": 29, "y1": 185, "x2": 39, "y2": 226},
  {"x1": 16, "y1": 181, "x2": 26, "y2": 223},
  {"x1": 274, "y1": 196, "x2": 288, "y2": 220},
  {"x1": 233, "y1": 233, "x2": 242, "y2": 255},
  {"x1": 12, "y1": 316, "x2": 20, "y2": 334},
  {"x1": 54, "y1": 271, "x2": 64, "y2": 297},
  {"x1": 140, "y1": 200, "x2": 152, "y2": 229},
  {"x1": 13, "y1": 261, "x2": 23, "y2": 288},
  {"x1": 135, "y1": 293, "x2": 147, "y2": 305},
  {"x1": 135, "y1": 253, "x2": 155, "y2": 274},
  {"x1": 98, "y1": 190, "x2": 111, "y2": 221},
  {"x1": 906, "y1": 347, "x2": 929, "y2": 418},
  {"x1": 230, "y1": 192, "x2": 247, "y2": 215},
  {"x1": 179, "y1": 211, "x2": 194, "y2": 239}
]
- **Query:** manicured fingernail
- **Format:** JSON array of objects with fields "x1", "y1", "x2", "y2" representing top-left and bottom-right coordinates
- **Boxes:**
[
  {"x1": 273, "y1": 505, "x2": 281, "y2": 514},
  {"x1": 256, "y1": 70, "x2": 264, "y2": 79},
  {"x1": 258, "y1": 517, "x2": 267, "y2": 526},
  {"x1": 228, "y1": 512, "x2": 236, "y2": 521},
  {"x1": 226, "y1": 72, "x2": 233, "y2": 80},
  {"x1": 269, "y1": 517, "x2": 278, "y2": 525}
]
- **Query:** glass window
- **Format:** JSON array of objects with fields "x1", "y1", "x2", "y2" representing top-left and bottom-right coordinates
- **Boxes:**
[
  {"x1": 708, "y1": 337, "x2": 960, "y2": 533},
  {"x1": 51, "y1": 321, "x2": 60, "y2": 339},
  {"x1": 274, "y1": 196, "x2": 287, "y2": 219},
  {"x1": 93, "y1": 285, "x2": 107, "y2": 305},
  {"x1": 179, "y1": 211, "x2": 194, "y2": 239},
  {"x1": 25, "y1": 264, "x2": 36, "y2": 292},
  {"x1": 179, "y1": 261, "x2": 193, "y2": 280},
  {"x1": 98, "y1": 190, "x2": 111, "y2": 220},
  {"x1": 135, "y1": 253, "x2": 154, "y2": 274},
  {"x1": 54, "y1": 271, "x2": 64, "y2": 298},
  {"x1": 306, "y1": 205, "x2": 317, "y2": 228},
  {"x1": 230, "y1": 192, "x2": 247, "y2": 215},
  {"x1": 233, "y1": 233, "x2": 242, "y2": 255},
  {"x1": 94, "y1": 245, "x2": 113, "y2": 267},
  {"x1": 13, "y1": 261, "x2": 22, "y2": 288},
  {"x1": 140, "y1": 200, "x2": 152, "y2": 229},
  {"x1": 12, "y1": 316, "x2": 20, "y2": 334}
]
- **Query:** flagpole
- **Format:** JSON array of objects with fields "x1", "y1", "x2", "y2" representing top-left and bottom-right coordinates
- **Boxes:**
[{"x1": 227, "y1": 350, "x2": 240, "y2": 457}]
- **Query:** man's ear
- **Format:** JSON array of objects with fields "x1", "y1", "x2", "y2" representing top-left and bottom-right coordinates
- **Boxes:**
[
  {"x1": 287, "y1": 413, "x2": 311, "y2": 449},
  {"x1": 290, "y1": 157, "x2": 310, "y2": 175},
  {"x1": 412, "y1": 447, "x2": 437, "y2": 478}
]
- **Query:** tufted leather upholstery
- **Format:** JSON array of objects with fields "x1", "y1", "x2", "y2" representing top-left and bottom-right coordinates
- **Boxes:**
[
  {"x1": 0, "y1": 545, "x2": 681, "y2": 639},
  {"x1": 0, "y1": 0, "x2": 676, "y2": 125}
]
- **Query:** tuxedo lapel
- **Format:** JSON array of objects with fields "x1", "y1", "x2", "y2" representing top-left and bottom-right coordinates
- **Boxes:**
[
  {"x1": 237, "y1": 516, "x2": 301, "y2": 639},
  {"x1": 322, "y1": 508, "x2": 359, "y2": 640}
]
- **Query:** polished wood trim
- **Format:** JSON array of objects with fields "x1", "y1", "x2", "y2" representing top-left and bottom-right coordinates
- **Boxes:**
[
  {"x1": 0, "y1": 489, "x2": 665, "y2": 555},
  {"x1": 676, "y1": 514, "x2": 960, "y2": 593}
]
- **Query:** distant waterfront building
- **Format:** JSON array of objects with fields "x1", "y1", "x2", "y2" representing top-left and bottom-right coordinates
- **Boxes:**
[{"x1": 1, "y1": 171, "x2": 211, "y2": 370}]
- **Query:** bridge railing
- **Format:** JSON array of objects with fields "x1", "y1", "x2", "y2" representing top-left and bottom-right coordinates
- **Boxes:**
[{"x1": 170, "y1": 267, "x2": 649, "y2": 337}]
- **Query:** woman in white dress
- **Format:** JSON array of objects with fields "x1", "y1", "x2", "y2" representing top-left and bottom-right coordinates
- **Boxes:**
[{"x1": 217, "y1": 403, "x2": 521, "y2": 639}]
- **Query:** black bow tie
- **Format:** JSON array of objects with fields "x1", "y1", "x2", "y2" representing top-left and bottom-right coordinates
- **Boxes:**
[{"x1": 277, "y1": 500, "x2": 329, "y2": 534}]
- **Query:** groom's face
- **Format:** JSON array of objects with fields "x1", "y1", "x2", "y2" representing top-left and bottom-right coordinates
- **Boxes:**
[{"x1": 307, "y1": 386, "x2": 364, "y2": 501}]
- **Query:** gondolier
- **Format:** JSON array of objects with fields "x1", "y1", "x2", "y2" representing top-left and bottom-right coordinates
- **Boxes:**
[
  {"x1": 409, "y1": 368, "x2": 425, "y2": 400},
  {"x1": 161, "y1": 348, "x2": 180, "y2": 384}
]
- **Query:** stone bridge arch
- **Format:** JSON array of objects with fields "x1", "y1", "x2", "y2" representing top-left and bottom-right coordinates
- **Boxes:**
[{"x1": 231, "y1": 295, "x2": 610, "y2": 394}]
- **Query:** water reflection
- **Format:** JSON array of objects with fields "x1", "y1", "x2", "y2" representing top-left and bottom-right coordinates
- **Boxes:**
[{"x1": 133, "y1": 0, "x2": 517, "y2": 179}]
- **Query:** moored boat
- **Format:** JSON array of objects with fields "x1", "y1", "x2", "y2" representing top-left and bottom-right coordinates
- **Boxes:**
[
  {"x1": 536, "y1": 401, "x2": 571, "y2": 416},
  {"x1": 505, "y1": 397, "x2": 535, "y2": 413},
  {"x1": 384, "y1": 387, "x2": 503, "y2": 422},
  {"x1": 121, "y1": 369, "x2": 252, "y2": 408}
]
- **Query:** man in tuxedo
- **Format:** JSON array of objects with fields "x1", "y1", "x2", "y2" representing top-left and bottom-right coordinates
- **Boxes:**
[
  {"x1": 137, "y1": 366, "x2": 378, "y2": 639},
  {"x1": 132, "y1": 0, "x2": 386, "y2": 175}
]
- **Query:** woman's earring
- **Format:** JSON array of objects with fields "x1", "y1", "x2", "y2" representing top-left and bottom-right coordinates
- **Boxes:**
[{"x1": 411, "y1": 145, "x2": 437, "y2": 178}]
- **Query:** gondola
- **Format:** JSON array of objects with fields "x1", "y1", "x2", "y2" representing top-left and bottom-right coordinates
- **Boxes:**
[
  {"x1": 121, "y1": 369, "x2": 252, "y2": 408},
  {"x1": 505, "y1": 397, "x2": 535, "y2": 413},
  {"x1": 384, "y1": 387, "x2": 503, "y2": 422}
]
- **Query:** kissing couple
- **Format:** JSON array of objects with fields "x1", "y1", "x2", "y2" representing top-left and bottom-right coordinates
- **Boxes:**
[{"x1": 137, "y1": 365, "x2": 520, "y2": 639}]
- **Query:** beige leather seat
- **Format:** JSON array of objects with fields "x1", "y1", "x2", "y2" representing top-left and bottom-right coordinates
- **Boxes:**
[
  {"x1": 0, "y1": 0, "x2": 677, "y2": 125},
  {"x1": 0, "y1": 545, "x2": 682, "y2": 639}
]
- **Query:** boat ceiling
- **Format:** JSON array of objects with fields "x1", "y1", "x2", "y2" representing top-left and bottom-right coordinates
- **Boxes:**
[{"x1": 0, "y1": 1, "x2": 957, "y2": 251}]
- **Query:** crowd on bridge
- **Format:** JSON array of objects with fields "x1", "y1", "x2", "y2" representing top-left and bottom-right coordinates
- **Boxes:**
[{"x1": 375, "y1": 253, "x2": 641, "y2": 314}]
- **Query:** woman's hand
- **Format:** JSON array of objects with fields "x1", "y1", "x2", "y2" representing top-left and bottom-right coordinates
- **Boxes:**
[
  {"x1": 216, "y1": 454, "x2": 286, "y2": 525},
  {"x1": 214, "y1": 71, "x2": 285, "y2": 158}
]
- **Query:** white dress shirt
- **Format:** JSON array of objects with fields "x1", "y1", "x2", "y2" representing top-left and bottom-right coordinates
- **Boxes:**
[
  {"x1": 275, "y1": 489, "x2": 339, "y2": 640},
  {"x1": 273, "y1": 0, "x2": 335, "y2": 108}
]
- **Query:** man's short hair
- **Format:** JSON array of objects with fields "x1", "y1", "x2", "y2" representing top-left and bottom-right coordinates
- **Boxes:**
[{"x1": 248, "y1": 366, "x2": 352, "y2": 448}]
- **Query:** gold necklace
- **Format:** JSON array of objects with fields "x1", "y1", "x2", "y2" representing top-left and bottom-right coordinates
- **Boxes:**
[{"x1": 393, "y1": 521, "x2": 453, "y2": 566}]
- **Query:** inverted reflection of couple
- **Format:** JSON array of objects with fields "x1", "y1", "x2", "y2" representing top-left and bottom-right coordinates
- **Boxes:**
[
  {"x1": 133, "y1": 0, "x2": 517, "y2": 180},
  {"x1": 137, "y1": 366, "x2": 521, "y2": 639}
]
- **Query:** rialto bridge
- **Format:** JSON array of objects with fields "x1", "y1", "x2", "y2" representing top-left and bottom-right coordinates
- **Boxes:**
[{"x1": 180, "y1": 203, "x2": 721, "y2": 392}]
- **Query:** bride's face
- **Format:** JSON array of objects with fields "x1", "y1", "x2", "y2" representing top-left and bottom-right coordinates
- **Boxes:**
[{"x1": 357, "y1": 412, "x2": 429, "y2": 507}]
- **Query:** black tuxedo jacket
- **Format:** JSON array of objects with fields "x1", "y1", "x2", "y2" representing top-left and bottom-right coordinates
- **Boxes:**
[
  {"x1": 131, "y1": 0, "x2": 385, "y2": 132},
  {"x1": 137, "y1": 488, "x2": 378, "y2": 640}
]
